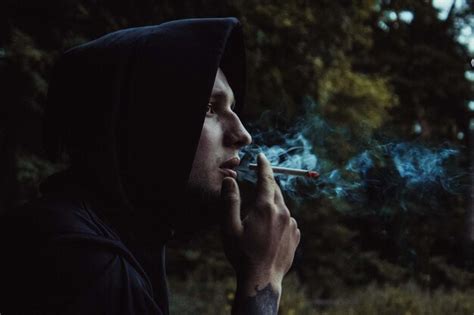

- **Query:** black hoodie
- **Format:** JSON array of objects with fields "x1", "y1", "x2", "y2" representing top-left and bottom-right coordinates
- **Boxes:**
[{"x1": 0, "y1": 17, "x2": 246, "y2": 314}]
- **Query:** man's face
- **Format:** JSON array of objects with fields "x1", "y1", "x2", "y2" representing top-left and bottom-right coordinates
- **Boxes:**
[{"x1": 188, "y1": 68, "x2": 252, "y2": 200}]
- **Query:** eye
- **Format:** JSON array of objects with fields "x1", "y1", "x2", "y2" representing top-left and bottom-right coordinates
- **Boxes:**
[{"x1": 206, "y1": 103, "x2": 216, "y2": 115}]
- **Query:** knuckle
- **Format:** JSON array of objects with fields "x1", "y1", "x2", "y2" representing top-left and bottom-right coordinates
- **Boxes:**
[
  {"x1": 222, "y1": 192, "x2": 239, "y2": 203},
  {"x1": 278, "y1": 210, "x2": 291, "y2": 224},
  {"x1": 262, "y1": 173, "x2": 275, "y2": 183},
  {"x1": 256, "y1": 199, "x2": 274, "y2": 212},
  {"x1": 290, "y1": 217, "x2": 298, "y2": 228},
  {"x1": 225, "y1": 190, "x2": 239, "y2": 198},
  {"x1": 275, "y1": 187, "x2": 284, "y2": 199},
  {"x1": 275, "y1": 184, "x2": 283, "y2": 193}
]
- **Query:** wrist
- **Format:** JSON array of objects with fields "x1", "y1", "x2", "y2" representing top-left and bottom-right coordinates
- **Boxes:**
[{"x1": 233, "y1": 277, "x2": 282, "y2": 315}]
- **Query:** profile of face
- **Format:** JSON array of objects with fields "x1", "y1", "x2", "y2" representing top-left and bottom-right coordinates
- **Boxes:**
[{"x1": 188, "y1": 68, "x2": 252, "y2": 201}]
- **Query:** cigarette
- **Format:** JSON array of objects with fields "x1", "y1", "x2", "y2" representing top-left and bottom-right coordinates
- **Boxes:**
[{"x1": 248, "y1": 163, "x2": 320, "y2": 178}]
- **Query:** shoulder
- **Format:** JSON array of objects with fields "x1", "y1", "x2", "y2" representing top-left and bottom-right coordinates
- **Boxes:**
[{"x1": 1, "y1": 191, "x2": 119, "y2": 240}]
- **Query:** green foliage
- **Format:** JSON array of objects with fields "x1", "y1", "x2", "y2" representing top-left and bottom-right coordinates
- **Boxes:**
[
  {"x1": 365, "y1": 0, "x2": 473, "y2": 141},
  {"x1": 278, "y1": 274, "x2": 316, "y2": 315},
  {"x1": 318, "y1": 59, "x2": 398, "y2": 140},
  {"x1": 168, "y1": 273, "x2": 234, "y2": 314},
  {"x1": 329, "y1": 283, "x2": 474, "y2": 315},
  {"x1": 169, "y1": 269, "x2": 474, "y2": 315},
  {"x1": 15, "y1": 151, "x2": 66, "y2": 205},
  {"x1": 168, "y1": 272, "x2": 316, "y2": 315},
  {"x1": 240, "y1": 0, "x2": 380, "y2": 118}
]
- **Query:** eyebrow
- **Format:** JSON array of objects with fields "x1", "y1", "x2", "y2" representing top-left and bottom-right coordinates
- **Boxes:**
[{"x1": 210, "y1": 90, "x2": 236, "y2": 109}]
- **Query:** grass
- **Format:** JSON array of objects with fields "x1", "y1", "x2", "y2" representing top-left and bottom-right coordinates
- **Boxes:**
[{"x1": 169, "y1": 272, "x2": 474, "y2": 315}]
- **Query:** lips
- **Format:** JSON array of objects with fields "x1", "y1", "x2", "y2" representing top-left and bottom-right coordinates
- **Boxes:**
[
  {"x1": 220, "y1": 157, "x2": 241, "y2": 169},
  {"x1": 220, "y1": 157, "x2": 240, "y2": 179}
]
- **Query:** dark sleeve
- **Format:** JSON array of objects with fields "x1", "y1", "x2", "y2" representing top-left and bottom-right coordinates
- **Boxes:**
[
  {"x1": 45, "y1": 235, "x2": 164, "y2": 315},
  {"x1": 0, "y1": 229, "x2": 163, "y2": 315},
  {"x1": 61, "y1": 250, "x2": 162, "y2": 314}
]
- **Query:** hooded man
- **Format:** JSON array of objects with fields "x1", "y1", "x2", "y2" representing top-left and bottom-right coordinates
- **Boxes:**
[{"x1": 0, "y1": 17, "x2": 300, "y2": 314}]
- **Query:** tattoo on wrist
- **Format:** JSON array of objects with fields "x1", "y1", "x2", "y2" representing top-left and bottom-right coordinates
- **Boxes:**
[{"x1": 240, "y1": 283, "x2": 278, "y2": 315}]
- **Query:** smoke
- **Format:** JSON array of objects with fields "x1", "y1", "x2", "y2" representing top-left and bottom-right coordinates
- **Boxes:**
[{"x1": 237, "y1": 104, "x2": 464, "y2": 213}]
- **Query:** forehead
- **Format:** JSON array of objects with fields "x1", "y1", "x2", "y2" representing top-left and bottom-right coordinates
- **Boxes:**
[{"x1": 211, "y1": 68, "x2": 234, "y2": 101}]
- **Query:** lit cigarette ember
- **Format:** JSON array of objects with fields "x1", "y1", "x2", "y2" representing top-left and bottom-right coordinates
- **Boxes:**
[{"x1": 248, "y1": 163, "x2": 320, "y2": 178}]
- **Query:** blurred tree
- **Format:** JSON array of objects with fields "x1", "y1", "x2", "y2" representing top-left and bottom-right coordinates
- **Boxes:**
[{"x1": 362, "y1": 0, "x2": 473, "y2": 141}]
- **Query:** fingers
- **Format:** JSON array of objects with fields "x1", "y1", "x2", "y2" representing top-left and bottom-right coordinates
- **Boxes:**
[
  {"x1": 256, "y1": 153, "x2": 276, "y2": 203},
  {"x1": 274, "y1": 183, "x2": 285, "y2": 207},
  {"x1": 253, "y1": 153, "x2": 300, "y2": 243},
  {"x1": 290, "y1": 216, "x2": 301, "y2": 243},
  {"x1": 221, "y1": 177, "x2": 243, "y2": 236},
  {"x1": 296, "y1": 227, "x2": 301, "y2": 244},
  {"x1": 290, "y1": 217, "x2": 298, "y2": 229}
]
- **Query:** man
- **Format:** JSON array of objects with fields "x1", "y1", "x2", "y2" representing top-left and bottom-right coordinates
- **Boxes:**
[{"x1": 0, "y1": 17, "x2": 299, "y2": 314}]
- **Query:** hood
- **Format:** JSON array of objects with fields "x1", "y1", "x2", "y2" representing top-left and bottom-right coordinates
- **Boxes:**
[{"x1": 41, "y1": 17, "x2": 246, "y2": 244}]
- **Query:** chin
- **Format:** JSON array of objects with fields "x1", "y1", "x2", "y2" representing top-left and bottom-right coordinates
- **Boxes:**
[{"x1": 205, "y1": 175, "x2": 225, "y2": 198}]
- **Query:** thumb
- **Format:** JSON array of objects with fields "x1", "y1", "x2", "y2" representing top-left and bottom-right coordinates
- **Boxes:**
[{"x1": 221, "y1": 177, "x2": 243, "y2": 236}]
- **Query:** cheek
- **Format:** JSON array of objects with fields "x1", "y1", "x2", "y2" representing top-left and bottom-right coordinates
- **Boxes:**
[
  {"x1": 193, "y1": 120, "x2": 223, "y2": 168},
  {"x1": 196, "y1": 127, "x2": 214, "y2": 153}
]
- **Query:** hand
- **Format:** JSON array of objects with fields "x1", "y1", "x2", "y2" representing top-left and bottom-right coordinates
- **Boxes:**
[{"x1": 220, "y1": 153, "x2": 301, "y2": 293}]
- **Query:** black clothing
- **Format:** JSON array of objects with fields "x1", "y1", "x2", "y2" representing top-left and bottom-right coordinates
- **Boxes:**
[
  {"x1": 0, "y1": 182, "x2": 165, "y2": 314},
  {"x1": 0, "y1": 17, "x2": 246, "y2": 314}
]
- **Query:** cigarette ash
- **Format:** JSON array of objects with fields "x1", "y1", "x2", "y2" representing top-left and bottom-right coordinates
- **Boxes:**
[{"x1": 237, "y1": 107, "x2": 464, "y2": 212}]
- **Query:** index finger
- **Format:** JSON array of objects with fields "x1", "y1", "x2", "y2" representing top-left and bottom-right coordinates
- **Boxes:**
[
  {"x1": 256, "y1": 153, "x2": 276, "y2": 202},
  {"x1": 274, "y1": 182, "x2": 286, "y2": 208}
]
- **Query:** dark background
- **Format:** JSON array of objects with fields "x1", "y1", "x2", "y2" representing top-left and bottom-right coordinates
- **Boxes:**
[{"x1": 1, "y1": 0, "x2": 473, "y2": 313}]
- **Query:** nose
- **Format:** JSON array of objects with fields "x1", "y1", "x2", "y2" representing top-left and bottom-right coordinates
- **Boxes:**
[{"x1": 225, "y1": 112, "x2": 252, "y2": 149}]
